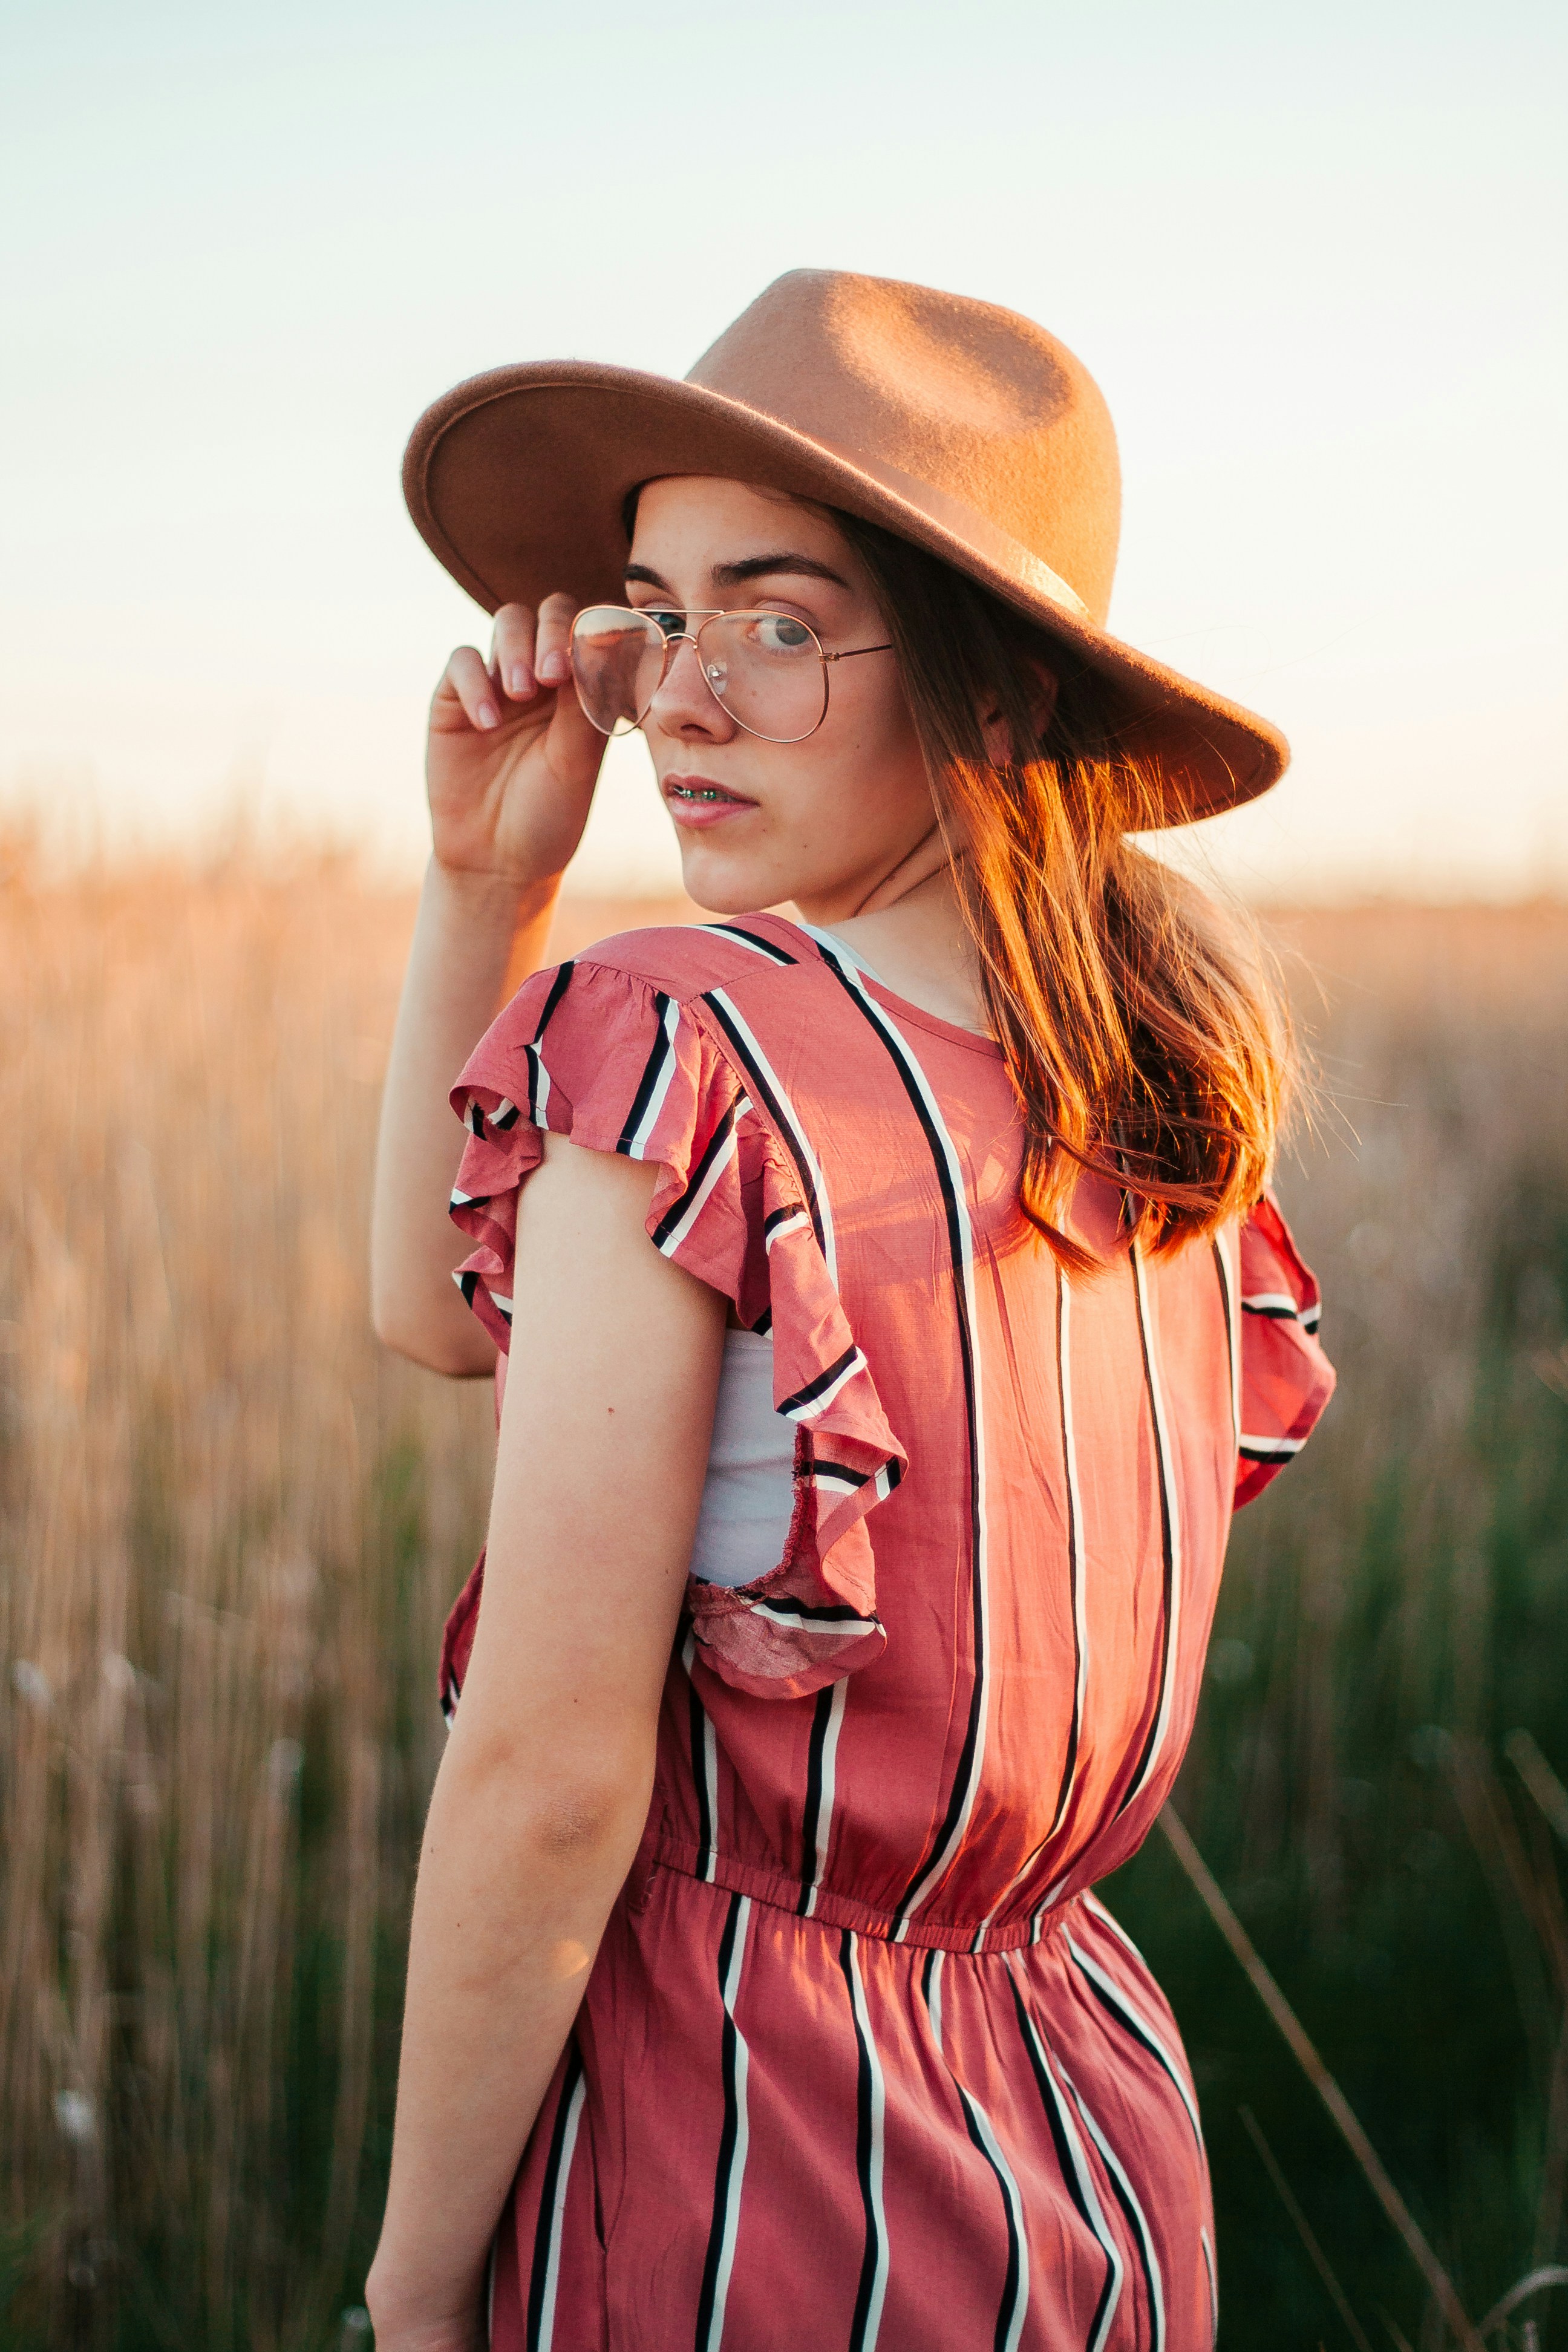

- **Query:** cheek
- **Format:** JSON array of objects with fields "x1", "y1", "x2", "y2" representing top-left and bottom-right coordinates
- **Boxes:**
[{"x1": 830, "y1": 670, "x2": 929, "y2": 808}]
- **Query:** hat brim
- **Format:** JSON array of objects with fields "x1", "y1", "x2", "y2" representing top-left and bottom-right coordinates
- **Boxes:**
[{"x1": 403, "y1": 360, "x2": 1287, "y2": 826}]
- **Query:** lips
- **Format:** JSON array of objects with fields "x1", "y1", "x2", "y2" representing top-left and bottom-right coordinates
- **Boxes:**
[{"x1": 662, "y1": 774, "x2": 757, "y2": 829}]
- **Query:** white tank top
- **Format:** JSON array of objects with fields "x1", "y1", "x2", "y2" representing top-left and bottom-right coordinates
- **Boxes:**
[
  {"x1": 688, "y1": 1328, "x2": 796, "y2": 1589},
  {"x1": 688, "y1": 927, "x2": 880, "y2": 1587}
]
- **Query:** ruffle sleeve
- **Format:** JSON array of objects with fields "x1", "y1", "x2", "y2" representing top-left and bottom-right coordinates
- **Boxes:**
[
  {"x1": 445, "y1": 955, "x2": 906, "y2": 1703},
  {"x1": 1234, "y1": 1191, "x2": 1336, "y2": 1507}
]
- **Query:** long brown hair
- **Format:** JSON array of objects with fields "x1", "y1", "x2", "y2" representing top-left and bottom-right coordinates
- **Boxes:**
[{"x1": 833, "y1": 509, "x2": 1293, "y2": 1270}]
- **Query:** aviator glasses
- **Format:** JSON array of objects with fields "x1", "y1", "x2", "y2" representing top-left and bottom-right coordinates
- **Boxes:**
[{"x1": 570, "y1": 605, "x2": 893, "y2": 746}]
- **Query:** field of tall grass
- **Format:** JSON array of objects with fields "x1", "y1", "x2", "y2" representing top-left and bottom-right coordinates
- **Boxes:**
[{"x1": 1, "y1": 851, "x2": 1564, "y2": 2349}]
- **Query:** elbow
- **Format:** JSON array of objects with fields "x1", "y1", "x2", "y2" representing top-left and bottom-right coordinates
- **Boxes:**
[
  {"x1": 526, "y1": 1782, "x2": 644, "y2": 1867},
  {"x1": 370, "y1": 1293, "x2": 495, "y2": 1379},
  {"x1": 450, "y1": 1739, "x2": 654, "y2": 1874}
]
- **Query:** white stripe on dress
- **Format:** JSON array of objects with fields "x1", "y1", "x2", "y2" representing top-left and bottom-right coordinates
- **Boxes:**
[
  {"x1": 697, "y1": 1895, "x2": 753, "y2": 2352},
  {"x1": 652, "y1": 1110, "x2": 748, "y2": 1260},
  {"x1": 800, "y1": 1675, "x2": 848, "y2": 1919},
  {"x1": 1009, "y1": 1969, "x2": 1125, "y2": 2352},
  {"x1": 1082, "y1": 1890, "x2": 1151, "y2": 1966},
  {"x1": 920, "y1": 1952, "x2": 1030, "y2": 2351},
  {"x1": 1056, "y1": 1266, "x2": 1091, "y2": 1829},
  {"x1": 807, "y1": 949, "x2": 991, "y2": 1939},
  {"x1": 1214, "y1": 1229, "x2": 1242, "y2": 1457},
  {"x1": 532, "y1": 2067, "x2": 586, "y2": 2352},
  {"x1": 1064, "y1": 1930, "x2": 1204, "y2": 2149},
  {"x1": 622, "y1": 993, "x2": 684, "y2": 1157},
  {"x1": 698, "y1": 921, "x2": 798, "y2": 965},
  {"x1": 704, "y1": 990, "x2": 839, "y2": 1285},
  {"x1": 682, "y1": 1632, "x2": 720, "y2": 1882},
  {"x1": 965, "y1": 1263, "x2": 1093, "y2": 1953},
  {"x1": 1120, "y1": 1243, "x2": 1185, "y2": 1813},
  {"x1": 1067, "y1": 2073, "x2": 1166, "y2": 2352},
  {"x1": 843, "y1": 1932, "x2": 890, "y2": 2351}
]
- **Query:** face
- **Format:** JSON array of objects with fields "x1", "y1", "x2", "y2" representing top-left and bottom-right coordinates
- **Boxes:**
[{"x1": 622, "y1": 477, "x2": 935, "y2": 921}]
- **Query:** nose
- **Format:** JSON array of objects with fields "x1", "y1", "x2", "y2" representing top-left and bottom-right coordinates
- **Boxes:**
[{"x1": 646, "y1": 632, "x2": 737, "y2": 744}]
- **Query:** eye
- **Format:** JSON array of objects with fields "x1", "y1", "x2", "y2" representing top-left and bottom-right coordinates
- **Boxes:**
[
  {"x1": 751, "y1": 613, "x2": 815, "y2": 655},
  {"x1": 646, "y1": 608, "x2": 684, "y2": 640}
]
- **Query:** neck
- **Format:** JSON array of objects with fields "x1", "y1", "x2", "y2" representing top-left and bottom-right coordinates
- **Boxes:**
[{"x1": 795, "y1": 854, "x2": 990, "y2": 1038}]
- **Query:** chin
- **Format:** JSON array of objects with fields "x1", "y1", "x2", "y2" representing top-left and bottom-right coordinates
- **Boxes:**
[{"x1": 676, "y1": 840, "x2": 782, "y2": 917}]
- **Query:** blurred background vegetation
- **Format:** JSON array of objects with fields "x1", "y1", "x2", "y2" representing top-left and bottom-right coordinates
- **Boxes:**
[{"x1": 1, "y1": 855, "x2": 1564, "y2": 2348}]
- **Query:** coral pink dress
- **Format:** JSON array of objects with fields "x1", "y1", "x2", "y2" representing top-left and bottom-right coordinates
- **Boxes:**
[{"x1": 440, "y1": 913, "x2": 1334, "y2": 2352}]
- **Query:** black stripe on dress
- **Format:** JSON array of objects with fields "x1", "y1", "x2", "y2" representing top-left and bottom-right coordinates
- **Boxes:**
[
  {"x1": 534, "y1": 959, "x2": 575, "y2": 1038},
  {"x1": 798, "y1": 1685, "x2": 835, "y2": 1915},
  {"x1": 701, "y1": 991, "x2": 828, "y2": 1256},
  {"x1": 649, "y1": 1088, "x2": 743, "y2": 1251},
  {"x1": 918, "y1": 1952, "x2": 1027, "y2": 2351},
  {"x1": 754, "y1": 1594, "x2": 871, "y2": 1625},
  {"x1": 813, "y1": 1460, "x2": 869, "y2": 1490},
  {"x1": 777, "y1": 1342, "x2": 862, "y2": 1419},
  {"x1": 1064, "y1": 2070, "x2": 1166, "y2": 2352},
  {"x1": 1050, "y1": 1266, "x2": 1085, "y2": 1834},
  {"x1": 524, "y1": 2042, "x2": 585, "y2": 2351},
  {"x1": 1011, "y1": 1991, "x2": 1123, "y2": 2352},
  {"x1": 687, "y1": 1650, "x2": 717, "y2": 1882},
  {"x1": 1118, "y1": 1249, "x2": 1180, "y2": 1815},
  {"x1": 839, "y1": 1932, "x2": 888, "y2": 2351},
  {"x1": 699, "y1": 921, "x2": 799, "y2": 964},
  {"x1": 1064, "y1": 1932, "x2": 1204, "y2": 2154},
  {"x1": 693, "y1": 1892, "x2": 750, "y2": 2352},
  {"x1": 616, "y1": 988, "x2": 676, "y2": 1153},
  {"x1": 1212, "y1": 1236, "x2": 1240, "y2": 1456},
  {"x1": 809, "y1": 951, "x2": 988, "y2": 1933}
]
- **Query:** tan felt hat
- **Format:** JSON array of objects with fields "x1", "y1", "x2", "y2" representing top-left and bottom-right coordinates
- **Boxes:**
[{"x1": 402, "y1": 269, "x2": 1287, "y2": 824}]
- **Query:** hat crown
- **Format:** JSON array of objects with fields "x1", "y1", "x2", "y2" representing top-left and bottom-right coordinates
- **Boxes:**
[{"x1": 685, "y1": 270, "x2": 1122, "y2": 626}]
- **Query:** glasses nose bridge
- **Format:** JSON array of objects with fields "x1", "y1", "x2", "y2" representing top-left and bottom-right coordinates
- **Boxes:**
[
  {"x1": 656, "y1": 624, "x2": 701, "y2": 687},
  {"x1": 647, "y1": 616, "x2": 732, "y2": 728}
]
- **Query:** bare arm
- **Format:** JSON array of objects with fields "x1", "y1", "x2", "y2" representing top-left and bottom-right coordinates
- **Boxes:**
[
  {"x1": 370, "y1": 595, "x2": 607, "y2": 1374},
  {"x1": 365, "y1": 1135, "x2": 726, "y2": 2350}
]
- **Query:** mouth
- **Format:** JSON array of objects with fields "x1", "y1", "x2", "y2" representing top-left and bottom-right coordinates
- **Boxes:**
[{"x1": 662, "y1": 774, "x2": 757, "y2": 829}]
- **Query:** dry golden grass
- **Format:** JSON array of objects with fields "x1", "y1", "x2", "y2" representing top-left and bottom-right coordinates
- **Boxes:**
[
  {"x1": 1, "y1": 854, "x2": 1565, "y2": 2347},
  {"x1": 0, "y1": 855, "x2": 485, "y2": 2347}
]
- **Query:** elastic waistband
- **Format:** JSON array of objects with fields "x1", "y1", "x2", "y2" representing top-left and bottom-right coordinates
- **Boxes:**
[{"x1": 640, "y1": 1833, "x2": 1079, "y2": 1956}]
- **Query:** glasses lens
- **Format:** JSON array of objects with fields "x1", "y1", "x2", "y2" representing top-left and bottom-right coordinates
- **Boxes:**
[
  {"x1": 570, "y1": 607, "x2": 668, "y2": 736},
  {"x1": 695, "y1": 612, "x2": 828, "y2": 743}
]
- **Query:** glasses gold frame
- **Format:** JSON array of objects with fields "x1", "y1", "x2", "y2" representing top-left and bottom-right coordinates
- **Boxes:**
[{"x1": 569, "y1": 606, "x2": 893, "y2": 745}]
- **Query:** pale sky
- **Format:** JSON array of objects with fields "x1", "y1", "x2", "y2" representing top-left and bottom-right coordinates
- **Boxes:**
[{"x1": 3, "y1": 0, "x2": 1564, "y2": 899}]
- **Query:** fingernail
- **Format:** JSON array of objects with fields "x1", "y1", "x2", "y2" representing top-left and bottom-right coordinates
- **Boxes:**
[
  {"x1": 508, "y1": 663, "x2": 534, "y2": 698},
  {"x1": 477, "y1": 699, "x2": 500, "y2": 730},
  {"x1": 539, "y1": 650, "x2": 567, "y2": 684}
]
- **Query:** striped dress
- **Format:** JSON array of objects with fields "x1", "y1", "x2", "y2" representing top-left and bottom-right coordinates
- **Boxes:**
[{"x1": 440, "y1": 912, "x2": 1334, "y2": 2352}]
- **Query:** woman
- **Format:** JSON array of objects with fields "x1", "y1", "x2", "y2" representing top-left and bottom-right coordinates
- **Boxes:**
[{"x1": 367, "y1": 270, "x2": 1334, "y2": 2352}]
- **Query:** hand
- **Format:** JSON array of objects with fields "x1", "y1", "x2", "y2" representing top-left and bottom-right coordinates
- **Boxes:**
[
  {"x1": 364, "y1": 2260, "x2": 487, "y2": 2352},
  {"x1": 362, "y1": 2318, "x2": 484, "y2": 2352},
  {"x1": 427, "y1": 594, "x2": 609, "y2": 889}
]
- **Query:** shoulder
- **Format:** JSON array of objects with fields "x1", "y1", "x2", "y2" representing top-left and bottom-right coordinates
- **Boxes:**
[
  {"x1": 454, "y1": 911, "x2": 823, "y2": 1149},
  {"x1": 563, "y1": 912, "x2": 814, "y2": 1007}
]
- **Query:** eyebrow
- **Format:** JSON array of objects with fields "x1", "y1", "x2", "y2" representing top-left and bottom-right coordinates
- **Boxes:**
[{"x1": 623, "y1": 552, "x2": 852, "y2": 595}]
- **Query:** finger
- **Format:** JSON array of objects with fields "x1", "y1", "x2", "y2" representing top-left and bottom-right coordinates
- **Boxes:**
[
  {"x1": 437, "y1": 645, "x2": 502, "y2": 733},
  {"x1": 489, "y1": 603, "x2": 539, "y2": 702},
  {"x1": 534, "y1": 591, "x2": 581, "y2": 690}
]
